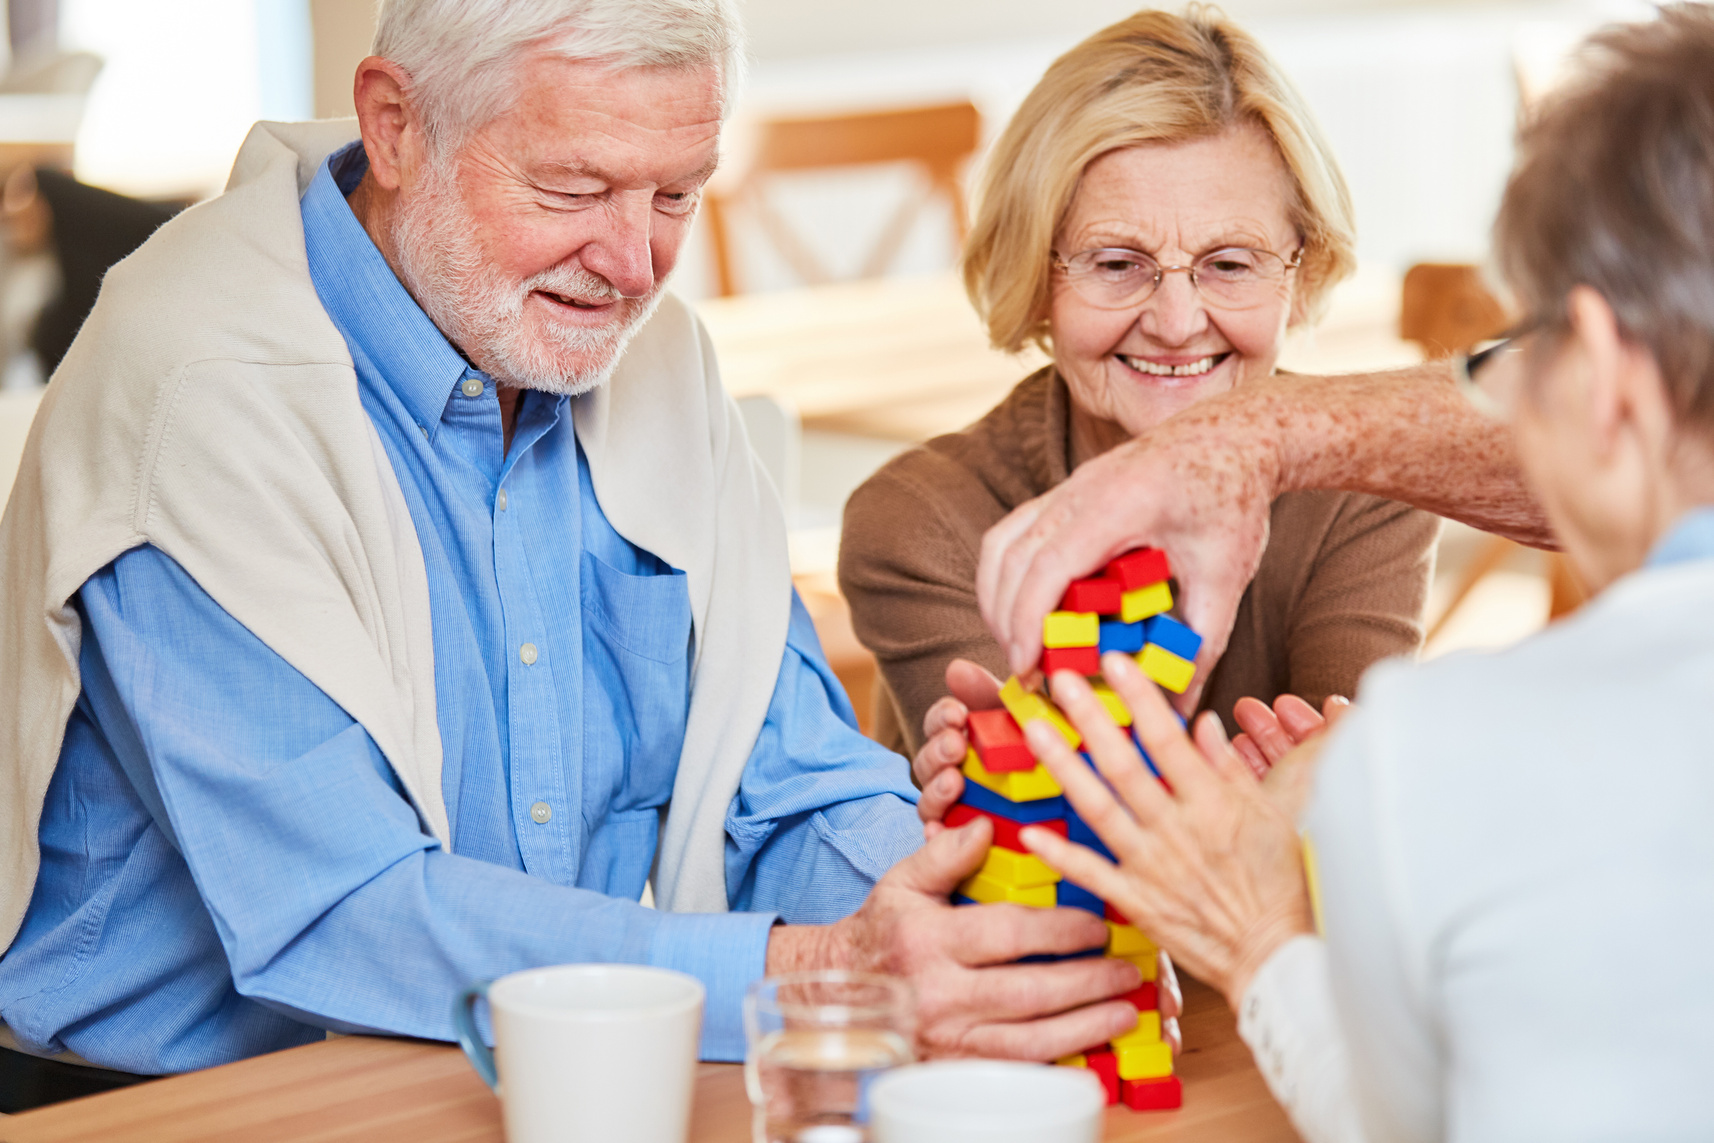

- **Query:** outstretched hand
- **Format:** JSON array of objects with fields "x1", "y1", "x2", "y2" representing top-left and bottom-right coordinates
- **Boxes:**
[
  {"x1": 1229, "y1": 693, "x2": 1348, "y2": 777},
  {"x1": 1016, "y1": 656, "x2": 1315, "y2": 1009},
  {"x1": 975, "y1": 405, "x2": 1277, "y2": 713}
]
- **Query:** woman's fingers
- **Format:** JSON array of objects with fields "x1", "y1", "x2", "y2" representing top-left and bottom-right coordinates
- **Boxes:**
[
  {"x1": 1272, "y1": 693, "x2": 1328, "y2": 743},
  {"x1": 1233, "y1": 696, "x2": 1295, "y2": 766},
  {"x1": 916, "y1": 763, "x2": 965, "y2": 826},
  {"x1": 1038, "y1": 671, "x2": 1172, "y2": 832},
  {"x1": 1230, "y1": 732, "x2": 1272, "y2": 779},
  {"x1": 1022, "y1": 716, "x2": 1150, "y2": 858},
  {"x1": 1191, "y1": 711, "x2": 1256, "y2": 786},
  {"x1": 1019, "y1": 826, "x2": 1123, "y2": 900},
  {"x1": 1101, "y1": 653, "x2": 1218, "y2": 803},
  {"x1": 956, "y1": 998, "x2": 1145, "y2": 1064}
]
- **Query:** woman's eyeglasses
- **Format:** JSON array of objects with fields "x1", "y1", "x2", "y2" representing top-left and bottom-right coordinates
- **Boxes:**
[
  {"x1": 1051, "y1": 245, "x2": 1302, "y2": 311},
  {"x1": 1456, "y1": 323, "x2": 1540, "y2": 421}
]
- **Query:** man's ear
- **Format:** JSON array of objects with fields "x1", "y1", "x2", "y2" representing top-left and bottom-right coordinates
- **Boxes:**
[{"x1": 353, "y1": 56, "x2": 420, "y2": 192}]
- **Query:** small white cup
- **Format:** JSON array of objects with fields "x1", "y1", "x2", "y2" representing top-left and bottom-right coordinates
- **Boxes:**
[
  {"x1": 455, "y1": 964, "x2": 705, "y2": 1143},
  {"x1": 868, "y1": 1060, "x2": 1104, "y2": 1143}
]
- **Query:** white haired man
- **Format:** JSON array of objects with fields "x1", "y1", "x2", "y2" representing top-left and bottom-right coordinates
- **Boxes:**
[{"x1": 0, "y1": 0, "x2": 1146, "y2": 1099}]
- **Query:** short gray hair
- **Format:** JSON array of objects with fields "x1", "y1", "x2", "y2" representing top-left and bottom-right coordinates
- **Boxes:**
[{"x1": 372, "y1": 0, "x2": 745, "y2": 149}]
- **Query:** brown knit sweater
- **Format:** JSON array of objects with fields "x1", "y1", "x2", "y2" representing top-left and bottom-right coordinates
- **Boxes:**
[{"x1": 838, "y1": 368, "x2": 1440, "y2": 755}]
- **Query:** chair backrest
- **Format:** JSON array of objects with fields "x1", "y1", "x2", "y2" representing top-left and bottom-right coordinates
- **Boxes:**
[
  {"x1": 1398, "y1": 262, "x2": 1512, "y2": 359},
  {"x1": 705, "y1": 100, "x2": 981, "y2": 296}
]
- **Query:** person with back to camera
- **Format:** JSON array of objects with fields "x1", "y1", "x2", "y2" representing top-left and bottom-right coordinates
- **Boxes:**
[
  {"x1": 839, "y1": 7, "x2": 1437, "y2": 812},
  {"x1": 1011, "y1": 6, "x2": 1714, "y2": 1140}
]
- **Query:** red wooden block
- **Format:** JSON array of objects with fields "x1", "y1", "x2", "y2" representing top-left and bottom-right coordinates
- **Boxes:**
[
  {"x1": 1106, "y1": 548, "x2": 1171, "y2": 591},
  {"x1": 1121, "y1": 982, "x2": 1158, "y2": 1011},
  {"x1": 1061, "y1": 576, "x2": 1122, "y2": 614},
  {"x1": 966, "y1": 708, "x2": 1036, "y2": 773},
  {"x1": 1121, "y1": 1074, "x2": 1182, "y2": 1111},
  {"x1": 1104, "y1": 901, "x2": 1131, "y2": 925},
  {"x1": 1042, "y1": 645, "x2": 1100, "y2": 675},
  {"x1": 1086, "y1": 1049, "x2": 1121, "y2": 1105},
  {"x1": 944, "y1": 803, "x2": 1068, "y2": 853}
]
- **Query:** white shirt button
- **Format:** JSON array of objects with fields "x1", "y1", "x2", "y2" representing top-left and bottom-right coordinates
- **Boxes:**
[
  {"x1": 519, "y1": 642, "x2": 538, "y2": 665},
  {"x1": 418, "y1": 424, "x2": 429, "y2": 439},
  {"x1": 497, "y1": 489, "x2": 508, "y2": 512},
  {"x1": 461, "y1": 377, "x2": 483, "y2": 398},
  {"x1": 529, "y1": 801, "x2": 552, "y2": 824}
]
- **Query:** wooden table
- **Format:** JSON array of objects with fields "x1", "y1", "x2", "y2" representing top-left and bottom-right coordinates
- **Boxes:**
[{"x1": 0, "y1": 977, "x2": 1295, "y2": 1143}]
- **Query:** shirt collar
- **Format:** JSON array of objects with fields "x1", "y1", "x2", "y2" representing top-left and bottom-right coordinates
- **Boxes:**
[
  {"x1": 1645, "y1": 506, "x2": 1714, "y2": 569},
  {"x1": 301, "y1": 142, "x2": 478, "y2": 440}
]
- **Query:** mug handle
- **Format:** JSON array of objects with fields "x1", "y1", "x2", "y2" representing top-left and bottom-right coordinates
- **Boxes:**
[{"x1": 454, "y1": 981, "x2": 500, "y2": 1092}]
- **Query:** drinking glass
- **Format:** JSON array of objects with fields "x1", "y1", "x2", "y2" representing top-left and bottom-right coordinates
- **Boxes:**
[{"x1": 744, "y1": 971, "x2": 916, "y2": 1143}]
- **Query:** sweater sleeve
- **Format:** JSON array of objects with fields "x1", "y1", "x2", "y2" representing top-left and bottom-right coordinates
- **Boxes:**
[
  {"x1": 1286, "y1": 496, "x2": 1439, "y2": 707},
  {"x1": 838, "y1": 462, "x2": 1011, "y2": 756}
]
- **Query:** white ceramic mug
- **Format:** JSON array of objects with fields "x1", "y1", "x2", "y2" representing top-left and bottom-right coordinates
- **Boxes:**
[
  {"x1": 867, "y1": 1060, "x2": 1105, "y2": 1143},
  {"x1": 455, "y1": 964, "x2": 705, "y2": 1143}
]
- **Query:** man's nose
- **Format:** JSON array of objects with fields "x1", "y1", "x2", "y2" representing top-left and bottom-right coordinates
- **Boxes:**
[
  {"x1": 1138, "y1": 271, "x2": 1208, "y2": 346},
  {"x1": 580, "y1": 194, "x2": 656, "y2": 299}
]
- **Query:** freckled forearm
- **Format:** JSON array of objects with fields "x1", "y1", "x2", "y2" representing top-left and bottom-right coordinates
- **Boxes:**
[{"x1": 1224, "y1": 362, "x2": 1552, "y2": 546}]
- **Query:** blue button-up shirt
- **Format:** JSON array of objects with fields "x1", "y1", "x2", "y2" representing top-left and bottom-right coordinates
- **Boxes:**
[{"x1": 0, "y1": 144, "x2": 919, "y2": 1074}]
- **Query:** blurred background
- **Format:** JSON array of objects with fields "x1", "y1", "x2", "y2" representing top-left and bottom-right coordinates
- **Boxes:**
[{"x1": 0, "y1": 0, "x2": 1649, "y2": 729}]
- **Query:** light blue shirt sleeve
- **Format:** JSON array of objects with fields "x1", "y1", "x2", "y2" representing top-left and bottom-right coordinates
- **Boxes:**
[
  {"x1": 724, "y1": 593, "x2": 923, "y2": 923},
  {"x1": 76, "y1": 544, "x2": 776, "y2": 1060}
]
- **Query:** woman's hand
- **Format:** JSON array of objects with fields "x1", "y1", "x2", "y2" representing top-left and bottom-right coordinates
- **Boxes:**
[
  {"x1": 1017, "y1": 655, "x2": 1315, "y2": 1010},
  {"x1": 913, "y1": 660, "x2": 1005, "y2": 835},
  {"x1": 1229, "y1": 693, "x2": 1348, "y2": 777}
]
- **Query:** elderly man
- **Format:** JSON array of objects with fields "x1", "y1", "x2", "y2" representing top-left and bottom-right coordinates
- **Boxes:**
[{"x1": 0, "y1": 0, "x2": 1144, "y2": 1093}]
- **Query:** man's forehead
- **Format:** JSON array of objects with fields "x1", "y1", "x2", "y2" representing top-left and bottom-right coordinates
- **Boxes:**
[{"x1": 489, "y1": 54, "x2": 724, "y2": 182}]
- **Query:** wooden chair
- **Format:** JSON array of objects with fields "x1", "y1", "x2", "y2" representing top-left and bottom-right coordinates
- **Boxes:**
[
  {"x1": 1400, "y1": 262, "x2": 1587, "y2": 640},
  {"x1": 703, "y1": 100, "x2": 981, "y2": 296}
]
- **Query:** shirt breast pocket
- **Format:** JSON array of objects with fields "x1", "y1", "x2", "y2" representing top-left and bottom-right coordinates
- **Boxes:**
[{"x1": 580, "y1": 552, "x2": 692, "y2": 813}]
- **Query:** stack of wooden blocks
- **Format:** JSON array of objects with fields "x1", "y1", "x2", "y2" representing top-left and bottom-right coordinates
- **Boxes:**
[{"x1": 949, "y1": 547, "x2": 1202, "y2": 1111}]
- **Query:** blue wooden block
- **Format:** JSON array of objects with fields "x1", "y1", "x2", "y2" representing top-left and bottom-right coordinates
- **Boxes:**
[
  {"x1": 1097, "y1": 619, "x2": 1145, "y2": 655},
  {"x1": 958, "y1": 781, "x2": 1068, "y2": 823},
  {"x1": 1057, "y1": 879, "x2": 1105, "y2": 915},
  {"x1": 953, "y1": 894, "x2": 978, "y2": 906},
  {"x1": 1142, "y1": 614, "x2": 1202, "y2": 661},
  {"x1": 1019, "y1": 946, "x2": 1106, "y2": 963},
  {"x1": 1065, "y1": 806, "x2": 1115, "y2": 862}
]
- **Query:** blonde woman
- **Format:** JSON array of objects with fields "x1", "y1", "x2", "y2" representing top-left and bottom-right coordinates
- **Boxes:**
[{"x1": 839, "y1": 8, "x2": 1437, "y2": 762}]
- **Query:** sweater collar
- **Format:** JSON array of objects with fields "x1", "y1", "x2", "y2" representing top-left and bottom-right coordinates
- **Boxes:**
[{"x1": 300, "y1": 142, "x2": 479, "y2": 444}]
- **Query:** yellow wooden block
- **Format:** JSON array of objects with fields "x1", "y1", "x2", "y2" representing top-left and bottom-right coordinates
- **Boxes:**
[
  {"x1": 1057, "y1": 1053, "x2": 1088, "y2": 1068},
  {"x1": 1106, "y1": 922, "x2": 1156, "y2": 957},
  {"x1": 962, "y1": 751, "x2": 1063, "y2": 801},
  {"x1": 999, "y1": 677, "x2": 1082, "y2": 749},
  {"x1": 1119, "y1": 581, "x2": 1172, "y2": 623},
  {"x1": 1043, "y1": 610, "x2": 1099, "y2": 648},
  {"x1": 958, "y1": 870, "x2": 1056, "y2": 908},
  {"x1": 1112, "y1": 950, "x2": 1159, "y2": 981},
  {"x1": 1137, "y1": 645, "x2": 1195, "y2": 694},
  {"x1": 1114, "y1": 1038, "x2": 1173, "y2": 1080},
  {"x1": 1112, "y1": 1010, "x2": 1162, "y2": 1046},
  {"x1": 980, "y1": 845, "x2": 1061, "y2": 888},
  {"x1": 1090, "y1": 682, "x2": 1132, "y2": 727}
]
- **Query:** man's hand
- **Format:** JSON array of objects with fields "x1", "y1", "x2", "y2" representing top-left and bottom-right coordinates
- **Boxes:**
[
  {"x1": 976, "y1": 406, "x2": 1278, "y2": 713},
  {"x1": 912, "y1": 660, "x2": 1004, "y2": 835},
  {"x1": 1017, "y1": 657, "x2": 1315, "y2": 1010},
  {"x1": 767, "y1": 818, "x2": 1146, "y2": 1059}
]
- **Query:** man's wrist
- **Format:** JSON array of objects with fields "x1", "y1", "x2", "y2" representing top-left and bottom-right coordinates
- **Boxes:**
[{"x1": 764, "y1": 921, "x2": 854, "y2": 976}]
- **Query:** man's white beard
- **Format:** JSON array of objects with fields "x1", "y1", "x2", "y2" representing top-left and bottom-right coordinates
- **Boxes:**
[{"x1": 387, "y1": 154, "x2": 663, "y2": 397}]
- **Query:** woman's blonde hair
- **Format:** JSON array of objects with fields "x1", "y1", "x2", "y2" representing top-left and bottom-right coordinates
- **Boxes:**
[{"x1": 963, "y1": 6, "x2": 1356, "y2": 353}]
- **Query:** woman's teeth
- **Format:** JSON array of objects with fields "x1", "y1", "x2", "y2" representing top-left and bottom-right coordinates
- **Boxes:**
[{"x1": 1120, "y1": 354, "x2": 1222, "y2": 377}]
